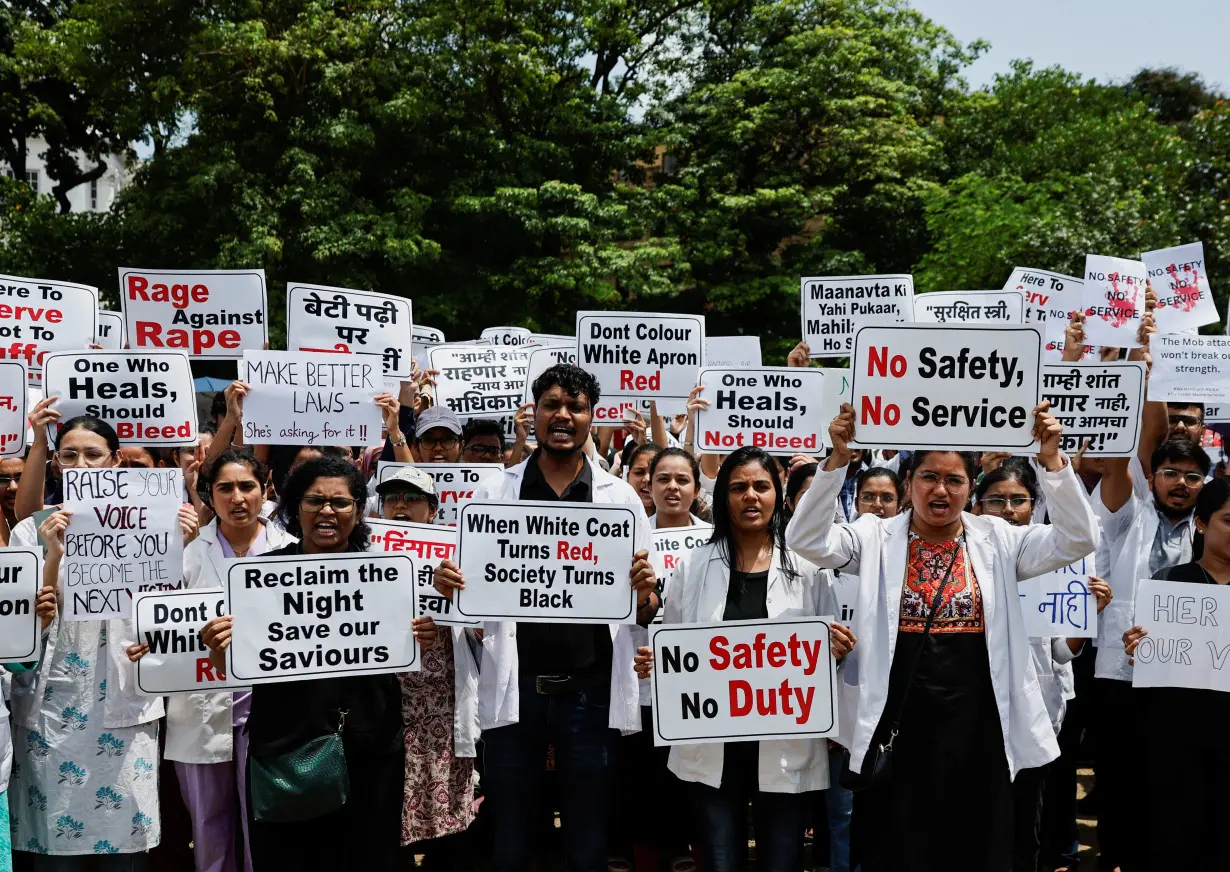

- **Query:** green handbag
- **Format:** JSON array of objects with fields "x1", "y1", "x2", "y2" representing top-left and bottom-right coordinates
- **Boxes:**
[{"x1": 250, "y1": 709, "x2": 350, "y2": 823}]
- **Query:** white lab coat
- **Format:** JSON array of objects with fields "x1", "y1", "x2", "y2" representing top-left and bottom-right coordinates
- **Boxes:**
[
  {"x1": 785, "y1": 460, "x2": 1099, "y2": 780},
  {"x1": 1029, "y1": 637, "x2": 1079, "y2": 735},
  {"x1": 664, "y1": 541, "x2": 838, "y2": 793},
  {"x1": 474, "y1": 456, "x2": 651, "y2": 735},
  {"x1": 1, "y1": 671, "x2": 12, "y2": 795}
]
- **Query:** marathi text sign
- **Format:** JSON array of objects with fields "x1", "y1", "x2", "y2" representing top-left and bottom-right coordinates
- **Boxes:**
[
  {"x1": 577, "y1": 312, "x2": 705, "y2": 403},
  {"x1": 96, "y1": 310, "x2": 126, "y2": 350},
  {"x1": 1019, "y1": 555, "x2": 1097, "y2": 639},
  {"x1": 0, "y1": 273, "x2": 98, "y2": 385},
  {"x1": 455, "y1": 500, "x2": 638, "y2": 623},
  {"x1": 1040, "y1": 362, "x2": 1145, "y2": 457},
  {"x1": 287, "y1": 284, "x2": 413, "y2": 379},
  {"x1": 650, "y1": 524, "x2": 712, "y2": 624},
  {"x1": 62, "y1": 467, "x2": 184, "y2": 620},
  {"x1": 134, "y1": 589, "x2": 245, "y2": 694},
  {"x1": 1079, "y1": 255, "x2": 1146, "y2": 347},
  {"x1": 1132, "y1": 578, "x2": 1230, "y2": 693},
  {"x1": 42, "y1": 350, "x2": 198, "y2": 446},
  {"x1": 120, "y1": 267, "x2": 268, "y2": 358},
  {"x1": 1149, "y1": 334, "x2": 1230, "y2": 404},
  {"x1": 239, "y1": 350, "x2": 382, "y2": 446},
  {"x1": 1004, "y1": 267, "x2": 1083, "y2": 339},
  {"x1": 1143, "y1": 242, "x2": 1219, "y2": 335},
  {"x1": 226, "y1": 552, "x2": 419, "y2": 684},
  {"x1": 649, "y1": 617, "x2": 838, "y2": 746},
  {"x1": 800, "y1": 275, "x2": 913, "y2": 357},
  {"x1": 368, "y1": 518, "x2": 478, "y2": 626},
  {"x1": 0, "y1": 362, "x2": 27, "y2": 456},
  {"x1": 0, "y1": 547, "x2": 42, "y2": 660},
  {"x1": 913, "y1": 290, "x2": 1024, "y2": 324},
  {"x1": 849, "y1": 325, "x2": 1042, "y2": 451},
  {"x1": 375, "y1": 462, "x2": 503, "y2": 527},
  {"x1": 695, "y1": 367, "x2": 826, "y2": 455},
  {"x1": 428, "y1": 345, "x2": 527, "y2": 419}
]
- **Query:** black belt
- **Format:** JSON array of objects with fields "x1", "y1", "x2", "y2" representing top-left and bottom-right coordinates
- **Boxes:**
[{"x1": 523, "y1": 673, "x2": 610, "y2": 695}]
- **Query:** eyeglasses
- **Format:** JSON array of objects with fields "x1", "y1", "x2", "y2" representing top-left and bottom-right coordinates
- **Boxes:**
[
  {"x1": 465, "y1": 444, "x2": 503, "y2": 459},
  {"x1": 0, "y1": 474, "x2": 21, "y2": 487},
  {"x1": 56, "y1": 448, "x2": 113, "y2": 465},
  {"x1": 301, "y1": 495, "x2": 358, "y2": 513},
  {"x1": 1158, "y1": 468, "x2": 1205, "y2": 487},
  {"x1": 1168, "y1": 414, "x2": 1202, "y2": 428},
  {"x1": 979, "y1": 496, "x2": 1033, "y2": 511},
  {"x1": 419, "y1": 436, "x2": 459, "y2": 450},
  {"x1": 383, "y1": 491, "x2": 428, "y2": 503},
  {"x1": 858, "y1": 492, "x2": 897, "y2": 505},
  {"x1": 914, "y1": 471, "x2": 968, "y2": 490}
]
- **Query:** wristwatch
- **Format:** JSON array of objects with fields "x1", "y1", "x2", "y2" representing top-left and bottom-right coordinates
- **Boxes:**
[{"x1": 390, "y1": 436, "x2": 408, "y2": 447}]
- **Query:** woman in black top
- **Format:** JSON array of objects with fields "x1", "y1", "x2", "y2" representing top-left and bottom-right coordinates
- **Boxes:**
[
  {"x1": 1124, "y1": 477, "x2": 1230, "y2": 870},
  {"x1": 202, "y1": 455, "x2": 437, "y2": 870}
]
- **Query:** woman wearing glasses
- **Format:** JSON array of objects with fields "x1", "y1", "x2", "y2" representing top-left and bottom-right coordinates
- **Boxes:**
[
  {"x1": 200, "y1": 455, "x2": 438, "y2": 869},
  {"x1": 786, "y1": 403, "x2": 1099, "y2": 872}
]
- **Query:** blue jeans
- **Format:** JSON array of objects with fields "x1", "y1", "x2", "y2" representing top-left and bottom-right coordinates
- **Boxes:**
[
  {"x1": 824, "y1": 746, "x2": 854, "y2": 872},
  {"x1": 482, "y1": 684, "x2": 616, "y2": 872}
]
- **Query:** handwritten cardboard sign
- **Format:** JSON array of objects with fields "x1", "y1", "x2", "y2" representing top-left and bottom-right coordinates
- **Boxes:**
[
  {"x1": 239, "y1": 350, "x2": 382, "y2": 446},
  {"x1": 1132, "y1": 578, "x2": 1230, "y2": 693}
]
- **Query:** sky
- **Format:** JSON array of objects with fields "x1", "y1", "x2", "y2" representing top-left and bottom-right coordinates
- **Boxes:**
[{"x1": 908, "y1": 0, "x2": 1230, "y2": 92}]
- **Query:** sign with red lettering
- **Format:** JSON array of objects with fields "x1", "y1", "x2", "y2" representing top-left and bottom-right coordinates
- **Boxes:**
[
  {"x1": 286, "y1": 283, "x2": 413, "y2": 378},
  {"x1": 695, "y1": 367, "x2": 826, "y2": 455},
  {"x1": 577, "y1": 312, "x2": 705, "y2": 404},
  {"x1": 0, "y1": 362, "x2": 28, "y2": 456},
  {"x1": 134, "y1": 589, "x2": 247, "y2": 694},
  {"x1": 521, "y1": 343, "x2": 646, "y2": 426},
  {"x1": 1079, "y1": 254, "x2": 1146, "y2": 347},
  {"x1": 455, "y1": 500, "x2": 639, "y2": 624},
  {"x1": 649, "y1": 524, "x2": 712, "y2": 624},
  {"x1": 42, "y1": 350, "x2": 198, "y2": 446},
  {"x1": 0, "y1": 273, "x2": 98, "y2": 385},
  {"x1": 849, "y1": 324, "x2": 1042, "y2": 451},
  {"x1": 368, "y1": 518, "x2": 479, "y2": 626},
  {"x1": 96, "y1": 310, "x2": 126, "y2": 350},
  {"x1": 119, "y1": 267, "x2": 267, "y2": 358},
  {"x1": 0, "y1": 547, "x2": 42, "y2": 660},
  {"x1": 375, "y1": 462, "x2": 503, "y2": 526},
  {"x1": 648, "y1": 617, "x2": 838, "y2": 746},
  {"x1": 1142, "y1": 242, "x2": 1219, "y2": 335},
  {"x1": 1004, "y1": 267, "x2": 1083, "y2": 340}
]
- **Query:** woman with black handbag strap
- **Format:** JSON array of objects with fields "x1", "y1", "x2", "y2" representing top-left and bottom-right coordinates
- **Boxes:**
[
  {"x1": 786, "y1": 403, "x2": 1099, "y2": 872},
  {"x1": 201, "y1": 455, "x2": 437, "y2": 870}
]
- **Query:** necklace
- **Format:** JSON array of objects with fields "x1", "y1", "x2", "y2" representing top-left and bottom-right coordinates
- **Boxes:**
[{"x1": 1198, "y1": 562, "x2": 1230, "y2": 585}]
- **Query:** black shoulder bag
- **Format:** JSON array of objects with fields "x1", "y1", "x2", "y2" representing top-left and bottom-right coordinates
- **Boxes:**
[{"x1": 840, "y1": 536, "x2": 964, "y2": 792}]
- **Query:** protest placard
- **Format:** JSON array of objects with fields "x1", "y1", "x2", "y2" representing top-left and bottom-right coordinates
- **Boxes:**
[
  {"x1": 649, "y1": 617, "x2": 837, "y2": 746},
  {"x1": 695, "y1": 367, "x2": 826, "y2": 455},
  {"x1": 120, "y1": 268, "x2": 267, "y2": 358},
  {"x1": 800, "y1": 275, "x2": 913, "y2": 357},
  {"x1": 368, "y1": 518, "x2": 479, "y2": 626},
  {"x1": 225, "y1": 552, "x2": 419, "y2": 684},
  {"x1": 375, "y1": 462, "x2": 504, "y2": 526},
  {"x1": 286, "y1": 283, "x2": 413, "y2": 379},
  {"x1": 428, "y1": 344, "x2": 528, "y2": 419},
  {"x1": 519, "y1": 343, "x2": 646, "y2": 427},
  {"x1": 1206, "y1": 404, "x2": 1230, "y2": 424},
  {"x1": 97, "y1": 310, "x2": 126, "y2": 350},
  {"x1": 480, "y1": 326, "x2": 532, "y2": 347},
  {"x1": 818, "y1": 367, "x2": 851, "y2": 427},
  {"x1": 61, "y1": 467, "x2": 185, "y2": 620},
  {"x1": 577, "y1": 312, "x2": 705, "y2": 404},
  {"x1": 650, "y1": 524, "x2": 712, "y2": 624},
  {"x1": 1131, "y1": 578, "x2": 1230, "y2": 693},
  {"x1": 1143, "y1": 242, "x2": 1219, "y2": 335},
  {"x1": 527, "y1": 332, "x2": 574, "y2": 346},
  {"x1": 1003, "y1": 267, "x2": 1083, "y2": 338},
  {"x1": 913, "y1": 290, "x2": 1025, "y2": 324},
  {"x1": 134, "y1": 589, "x2": 245, "y2": 694},
  {"x1": 1019, "y1": 555, "x2": 1097, "y2": 640},
  {"x1": 454, "y1": 500, "x2": 639, "y2": 623},
  {"x1": 1040, "y1": 362, "x2": 1145, "y2": 457},
  {"x1": 849, "y1": 325, "x2": 1042, "y2": 451},
  {"x1": 0, "y1": 547, "x2": 42, "y2": 660},
  {"x1": 1149, "y1": 334, "x2": 1230, "y2": 404},
  {"x1": 705, "y1": 336, "x2": 762, "y2": 369},
  {"x1": 412, "y1": 325, "x2": 445, "y2": 369},
  {"x1": 0, "y1": 273, "x2": 99, "y2": 385},
  {"x1": 0, "y1": 362, "x2": 27, "y2": 456},
  {"x1": 1079, "y1": 255, "x2": 1146, "y2": 347},
  {"x1": 1043, "y1": 338, "x2": 1099, "y2": 363},
  {"x1": 42, "y1": 350, "x2": 198, "y2": 446},
  {"x1": 239, "y1": 350, "x2": 382, "y2": 446}
]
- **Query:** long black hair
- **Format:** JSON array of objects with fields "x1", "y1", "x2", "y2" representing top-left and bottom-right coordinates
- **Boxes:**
[
  {"x1": 650, "y1": 446, "x2": 704, "y2": 516},
  {"x1": 55, "y1": 415, "x2": 120, "y2": 453},
  {"x1": 274, "y1": 455, "x2": 371, "y2": 550},
  {"x1": 709, "y1": 446, "x2": 795, "y2": 578},
  {"x1": 1193, "y1": 478, "x2": 1230, "y2": 561},
  {"x1": 974, "y1": 462, "x2": 1039, "y2": 503},
  {"x1": 198, "y1": 448, "x2": 269, "y2": 511}
]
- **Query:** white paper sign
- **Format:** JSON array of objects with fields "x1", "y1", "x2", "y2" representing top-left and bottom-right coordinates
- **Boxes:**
[
  {"x1": 481, "y1": 326, "x2": 532, "y2": 347},
  {"x1": 43, "y1": 350, "x2": 198, "y2": 446},
  {"x1": 0, "y1": 362, "x2": 28, "y2": 456},
  {"x1": 226, "y1": 552, "x2": 419, "y2": 684},
  {"x1": 97, "y1": 310, "x2": 126, "y2": 350},
  {"x1": 455, "y1": 500, "x2": 639, "y2": 623},
  {"x1": 0, "y1": 273, "x2": 99, "y2": 385},
  {"x1": 1132, "y1": 578, "x2": 1230, "y2": 692},
  {"x1": 527, "y1": 333, "x2": 574, "y2": 346},
  {"x1": 1143, "y1": 242, "x2": 1219, "y2": 335},
  {"x1": 650, "y1": 524, "x2": 712, "y2": 624},
  {"x1": 1019, "y1": 555, "x2": 1098, "y2": 639},
  {"x1": 849, "y1": 324, "x2": 1042, "y2": 451},
  {"x1": 239, "y1": 350, "x2": 382, "y2": 446},
  {"x1": 819, "y1": 367, "x2": 851, "y2": 427},
  {"x1": 800, "y1": 275, "x2": 913, "y2": 357},
  {"x1": 367, "y1": 518, "x2": 478, "y2": 626},
  {"x1": 412, "y1": 325, "x2": 445, "y2": 370},
  {"x1": 1079, "y1": 255, "x2": 1146, "y2": 347},
  {"x1": 696, "y1": 367, "x2": 826, "y2": 455},
  {"x1": 1149, "y1": 334, "x2": 1230, "y2": 404},
  {"x1": 576, "y1": 311, "x2": 705, "y2": 403},
  {"x1": 1044, "y1": 337, "x2": 1100, "y2": 363},
  {"x1": 1004, "y1": 267, "x2": 1083, "y2": 339},
  {"x1": 913, "y1": 290, "x2": 1024, "y2": 324},
  {"x1": 61, "y1": 467, "x2": 185, "y2": 620},
  {"x1": 705, "y1": 336, "x2": 762, "y2": 369},
  {"x1": 134, "y1": 589, "x2": 245, "y2": 694},
  {"x1": 0, "y1": 547, "x2": 42, "y2": 660},
  {"x1": 286, "y1": 284, "x2": 413, "y2": 379},
  {"x1": 428, "y1": 345, "x2": 528, "y2": 420},
  {"x1": 375, "y1": 462, "x2": 504, "y2": 527},
  {"x1": 1040, "y1": 362, "x2": 1145, "y2": 457},
  {"x1": 119, "y1": 268, "x2": 268, "y2": 358},
  {"x1": 649, "y1": 617, "x2": 838, "y2": 746}
]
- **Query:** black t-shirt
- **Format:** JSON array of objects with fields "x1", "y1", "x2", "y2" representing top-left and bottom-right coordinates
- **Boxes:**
[
  {"x1": 723, "y1": 569, "x2": 770, "y2": 621},
  {"x1": 516, "y1": 451, "x2": 613, "y2": 680}
]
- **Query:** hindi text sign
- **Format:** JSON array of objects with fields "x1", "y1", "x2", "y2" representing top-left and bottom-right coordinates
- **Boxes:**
[
  {"x1": 287, "y1": 284, "x2": 413, "y2": 379},
  {"x1": 428, "y1": 345, "x2": 527, "y2": 420},
  {"x1": 1019, "y1": 556, "x2": 1098, "y2": 639},
  {"x1": 368, "y1": 519, "x2": 478, "y2": 626},
  {"x1": 0, "y1": 362, "x2": 27, "y2": 456},
  {"x1": 913, "y1": 290, "x2": 1024, "y2": 324},
  {"x1": 1040, "y1": 362, "x2": 1145, "y2": 457}
]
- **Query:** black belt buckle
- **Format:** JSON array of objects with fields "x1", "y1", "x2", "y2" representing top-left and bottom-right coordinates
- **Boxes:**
[{"x1": 534, "y1": 674, "x2": 574, "y2": 695}]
